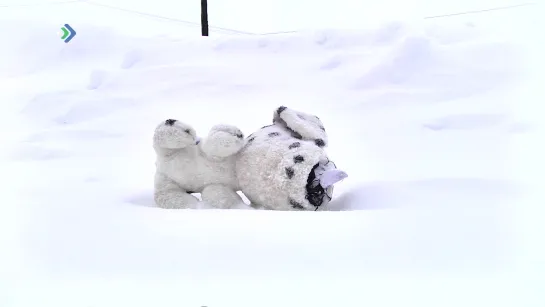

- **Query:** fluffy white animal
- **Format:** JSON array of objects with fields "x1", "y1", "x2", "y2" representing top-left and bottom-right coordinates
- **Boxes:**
[
  {"x1": 236, "y1": 106, "x2": 348, "y2": 211},
  {"x1": 153, "y1": 119, "x2": 248, "y2": 209}
]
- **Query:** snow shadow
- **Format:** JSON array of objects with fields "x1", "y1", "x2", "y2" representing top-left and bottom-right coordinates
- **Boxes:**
[{"x1": 327, "y1": 177, "x2": 517, "y2": 211}]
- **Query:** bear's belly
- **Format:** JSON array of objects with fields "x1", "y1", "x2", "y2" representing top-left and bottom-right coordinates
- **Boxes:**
[{"x1": 157, "y1": 149, "x2": 239, "y2": 193}]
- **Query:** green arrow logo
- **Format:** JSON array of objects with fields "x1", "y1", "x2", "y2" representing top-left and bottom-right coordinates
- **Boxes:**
[
  {"x1": 60, "y1": 24, "x2": 76, "y2": 43},
  {"x1": 61, "y1": 27, "x2": 69, "y2": 39}
]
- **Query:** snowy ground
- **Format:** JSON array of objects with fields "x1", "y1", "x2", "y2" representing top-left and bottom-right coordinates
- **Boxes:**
[{"x1": 1, "y1": 1, "x2": 545, "y2": 306}]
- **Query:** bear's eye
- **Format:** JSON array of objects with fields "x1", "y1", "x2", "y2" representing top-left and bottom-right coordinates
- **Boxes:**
[
  {"x1": 236, "y1": 133, "x2": 243, "y2": 139},
  {"x1": 184, "y1": 129, "x2": 191, "y2": 134}
]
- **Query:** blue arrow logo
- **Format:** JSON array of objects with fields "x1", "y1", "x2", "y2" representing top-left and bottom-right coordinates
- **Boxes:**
[{"x1": 60, "y1": 24, "x2": 76, "y2": 43}]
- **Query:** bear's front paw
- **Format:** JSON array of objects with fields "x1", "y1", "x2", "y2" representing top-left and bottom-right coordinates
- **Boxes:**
[
  {"x1": 201, "y1": 124, "x2": 245, "y2": 158},
  {"x1": 210, "y1": 124, "x2": 244, "y2": 140},
  {"x1": 153, "y1": 119, "x2": 198, "y2": 149}
]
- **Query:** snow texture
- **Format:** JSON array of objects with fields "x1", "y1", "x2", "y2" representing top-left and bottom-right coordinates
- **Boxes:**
[{"x1": 1, "y1": 1, "x2": 545, "y2": 307}]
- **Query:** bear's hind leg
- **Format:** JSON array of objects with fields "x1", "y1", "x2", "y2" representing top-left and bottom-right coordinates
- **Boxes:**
[
  {"x1": 153, "y1": 119, "x2": 198, "y2": 153},
  {"x1": 154, "y1": 173, "x2": 199, "y2": 209},
  {"x1": 201, "y1": 184, "x2": 249, "y2": 209}
]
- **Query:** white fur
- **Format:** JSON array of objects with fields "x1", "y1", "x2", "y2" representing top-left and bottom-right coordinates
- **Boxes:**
[
  {"x1": 236, "y1": 106, "x2": 347, "y2": 211},
  {"x1": 153, "y1": 119, "x2": 249, "y2": 209},
  {"x1": 273, "y1": 107, "x2": 328, "y2": 146}
]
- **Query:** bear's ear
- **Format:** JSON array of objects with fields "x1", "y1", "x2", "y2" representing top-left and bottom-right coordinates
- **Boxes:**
[
  {"x1": 272, "y1": 106, "x2": 328, "y2": 147},
  {"x1": 272, "y1": 106, "x2": 287, "y2": 124}
]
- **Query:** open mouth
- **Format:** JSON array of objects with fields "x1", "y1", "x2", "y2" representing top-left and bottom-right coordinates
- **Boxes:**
[{"x1": 305, "y1": 160, "x2": 337, "y2": 210}]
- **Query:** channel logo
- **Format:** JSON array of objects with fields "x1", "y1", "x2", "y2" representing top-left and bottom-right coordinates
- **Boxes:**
[{"x1": 60, "y1": 24, "x2": 76, "y2": 43}]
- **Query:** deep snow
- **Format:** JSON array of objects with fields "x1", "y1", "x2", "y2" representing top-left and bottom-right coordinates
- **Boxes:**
[{"x1": 1, "y1": 1, "x2": 545, "y2": 307}]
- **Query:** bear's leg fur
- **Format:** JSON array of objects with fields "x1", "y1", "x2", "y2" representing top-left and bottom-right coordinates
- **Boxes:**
[
  {"x1": 153, "y1": 119, "x2": 198, "y2": 155},
  {"x1": 154, "y1": 173, "x2": 199, "y2": 209},
  {"x1": 200, "y1": 124, "x2": 245, "y2": 159},
  {"x1": 201, "y1": 184, "x2": 248, "y2": 209}
]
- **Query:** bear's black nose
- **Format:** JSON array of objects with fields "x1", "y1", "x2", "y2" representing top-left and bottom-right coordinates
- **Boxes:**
[{"x1": 165, "y1": 119, "x2": 177, "y2": 126}]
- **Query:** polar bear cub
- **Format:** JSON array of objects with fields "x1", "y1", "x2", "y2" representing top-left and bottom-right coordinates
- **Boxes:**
[{"x1": 153, "y1": 119, "x2": 248, "y2": 209}]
